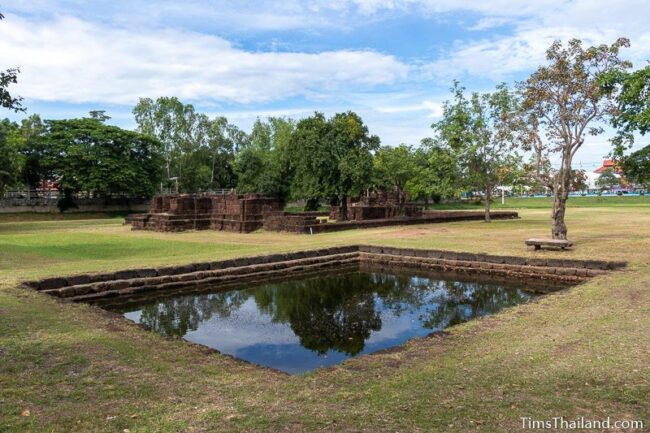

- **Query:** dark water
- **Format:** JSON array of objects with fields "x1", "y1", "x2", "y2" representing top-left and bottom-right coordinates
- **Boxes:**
[{"x1": 105, "y1": 268, "x2": 560, "y2": 374}]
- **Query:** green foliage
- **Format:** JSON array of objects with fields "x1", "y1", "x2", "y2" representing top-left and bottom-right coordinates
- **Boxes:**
[
  {"x1": 373, "y1": 144, "x2": 417, "y2": 209},
  {"x1": 621, "y1": 145, "x2": 650, "y2": 186},
  {"x1": 234, "y1": 117, "x2": 295, "y2": 203},
  {"x1": 288, "y1": 111, "x2": 379, "y2": 211},
  {"x1": 0, "y1": 119, "x2": 20, "y2": 194},
  {"x1": 14, "y1": 115, "x2": 47, "y2": 191},
  {"x1": 40, "y1": 116, "x2": 164, "y2": 199},
  {"x1": 600, "y1": 66, "x2": 650, "y2": 155},
  {"x1": 432, "y1": 81, "x2": 521, "y2": 219},
  {"x1": 600, "y1": 66, "x2": 650, "y2": 186},
  {"x1": 0, "y1": 68, "x2": 24, "y2": 113},
  {"x1": 289, "y1": 113, "x2": 332, "y2": 201},
  {"x1": 596, "y1": 168, "x2": 621, "y2": 190},
  {"x1": 406, "y1": 144, "x2": 462, "y2": 205},
  {"x1": 519, "y1": 38, "x2": 631, "y2": 238},
  {"x1": 133, "y1": 97, "x2": 242, "y2": 192},
  {"x1": 0, "y1": 115, "x2": 49, "y2": 196}
]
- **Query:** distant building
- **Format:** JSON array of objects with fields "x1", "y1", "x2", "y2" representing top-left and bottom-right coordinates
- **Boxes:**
[
  {"x1": 593, "y1": 159, "x2": 622, "y2": 174},
  {"x1": 589, "y1": 159, "x2": 629, "y2": 192}
]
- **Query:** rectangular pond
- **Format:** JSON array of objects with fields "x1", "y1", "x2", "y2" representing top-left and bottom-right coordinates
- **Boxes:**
[{"x1": 100, "y1": 266, "x2": 568, "y2": 374}]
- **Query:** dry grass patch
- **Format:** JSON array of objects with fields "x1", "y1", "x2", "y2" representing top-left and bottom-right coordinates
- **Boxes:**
[{"x1": 0, "y1": 207, "x2": 648, "y2": 432}]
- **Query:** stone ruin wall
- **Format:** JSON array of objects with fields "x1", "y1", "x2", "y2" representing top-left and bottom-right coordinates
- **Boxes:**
[
  {"x1": 330, "y1": 190, "x2": 422, "y2": 221},
  {"x1": 262, "y1": 211, "x2": 325, "y2": 233},
  {"x1": 129, "y1": 193, "x2": 281, "y2": 233},
  {"x1": 125, "y1": 191, "x2": 518, "y2": 234},
  {"x1": 25, "y1": 245, "x2": 626, "y2": 304}
]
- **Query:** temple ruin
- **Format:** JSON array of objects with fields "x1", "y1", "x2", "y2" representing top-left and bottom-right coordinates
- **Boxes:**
[
  {"x1": 125, "y1": 191, "x2": 519, "y2": 234},
  {"x1": 128, "y1": 193, "x2": 281, "y2": 233},
  {"x1": 329, "y1": 190, "x2": 421, "y2": 221}
]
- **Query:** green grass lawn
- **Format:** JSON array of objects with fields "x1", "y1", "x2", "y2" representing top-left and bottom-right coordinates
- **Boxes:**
[
  {"x1": 0, "y1": 211, "x2": 139, "y2": 224},
  {"x1": 281, "y1": 195, "x2": 650, "y2": 213},
  {"x1": 427, "y1": 194, "x2": 650, "y2": 210},
  {"x1": 1, "y1": 208, "x2": 648, "y2": 432}
]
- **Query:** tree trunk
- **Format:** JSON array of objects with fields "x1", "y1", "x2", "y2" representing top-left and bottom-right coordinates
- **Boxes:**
[
  {"x1": 551, "y1": 155, "x2": 571, "y2": 240},
  {"x1": 423, "y1": 197, "x2": 429, "y2": 210},
  {"x1": 304, "y1": 198, "x2": 319, "y2": 212},
  {"x1": 211, "y1": 155, "x2": 216, "y2": 186},
  {"x1": 339, "y1": 196, "x2": 348, "y2": 221},
  {"x1": 484, "y1": 185, "x2": 491, "y2": 223},
  {"x1": 396, "y1": 186, "x2": 405, "y2": 215}
]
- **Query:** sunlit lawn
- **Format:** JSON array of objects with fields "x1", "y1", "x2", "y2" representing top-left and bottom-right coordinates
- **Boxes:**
[
  {"x1": 428, "y1": 194, "x2": 650, "y2": 209},
  {"x1": 0, "y1": 207, "x2": 648, "y2": 432}
]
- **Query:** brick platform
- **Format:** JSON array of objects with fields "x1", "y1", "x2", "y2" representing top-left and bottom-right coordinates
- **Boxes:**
[
  {"x1": 129, "y1": 193, "x2": 281, "y2": 233},
  {"x1": 330, "y1": 190, "x2": 422, "y2": 221},
  {"x1": 126, "y1": 192, "x2": 518, "y2": 235},
  {"x1": 264, "y1": 210, "x2": 519, "y2": 234}
]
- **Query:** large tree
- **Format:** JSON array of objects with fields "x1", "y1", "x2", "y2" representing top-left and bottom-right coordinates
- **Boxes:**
[
  {"x1": 41, "y1": 116, "x2": 163, "y2": 205},
  {"x1": 234, "y1": 117, "x2": 295, "y2": 203},
  {"x1": 600, "y1": 64, "x2": 650, "y2": 190},
  {"x1": 14, "y1": 115, "x2": 47, "y2": 197},
  {"x1": 596, "y1": 168, "x2": 621, "y2": 191},
  {"x1": 621, "y1": 145, "x2": 650, "y2": 187},
  {"x1": 406, "y1": 142, "x2": 462, "y2": 207},
  {"x1": 600, "y1": 65, "x2": 650, "y2": 156},
  {"x1": 133, "y1": 97, "x2": 242, "y2": 191},
  {"x1": 0, "y1": 119, "x2": 20, "y2": 195},
  {"x1": 520, "y1": 38, "x2": 631, "y2": 239},
  {"x1": 432, "y1": 82, "x2": 520, "y2": 222},
  {"x1": 373, "y1": 144, "x2": 418, "y2": 213},
  {"x1": 0, "y1": 116, "x2": 48, "y2": 198},
  {"x1": 289, "y1": 112, "x2": 379, "y2": 218}
]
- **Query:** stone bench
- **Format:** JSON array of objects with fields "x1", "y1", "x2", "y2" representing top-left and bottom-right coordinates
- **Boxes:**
[{"x1": 525, "y1": 238, "x2": 573, "y2": 250}]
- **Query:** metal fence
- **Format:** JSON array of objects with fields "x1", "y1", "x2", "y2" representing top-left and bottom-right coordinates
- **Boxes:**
[{"x1": 3, "y1": 188, "x2": 238, "y2": 200}]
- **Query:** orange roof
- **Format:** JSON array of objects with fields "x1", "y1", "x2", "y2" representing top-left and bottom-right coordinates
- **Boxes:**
[{"x1": 594, "y1": 159, "x2": 622, "y2": 174}]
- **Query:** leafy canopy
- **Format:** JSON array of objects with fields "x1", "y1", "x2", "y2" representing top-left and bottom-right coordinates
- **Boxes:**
[
  {"x1": 518, "y1": 38, "x2": 631, "y2": 238},
  {"x1": 234, "y1": 117, "x2": 295, "y2": 203},
  {"x1": 432, "y1": 81, "x2": 521, "y2": 219},
  {"x1": 621, "y1": 145, "x2": 650, "y2": 186},
  {"x1": 600, "y1": 65, "x2": 650, "y2": 155},
  {"x1": 596, "y1": 168, "x2": 621, "y2": 190},
  {"x1": 288, "y1": 111, "x2": 379, "y2": 205},
  {"x1": 133, "y1": 97, "x2": 243, "y2": 191},
  {"x1": 41, "y1": 116, "x2": 164, "y2": 197}
]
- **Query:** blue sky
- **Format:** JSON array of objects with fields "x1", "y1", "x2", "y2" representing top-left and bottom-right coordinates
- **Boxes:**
[{"x1": 2, "y1": 0, "x2": 650, "y2": 170}]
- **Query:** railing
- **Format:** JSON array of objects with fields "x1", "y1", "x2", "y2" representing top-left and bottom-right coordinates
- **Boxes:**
[
  {"x1": 209, "y1": 188, "x2": 237, "y2": 195},
  {"x1": 1, "y1": 190, "x2": 151, "y2": 202},
  {"x1": 3, "y1": 188, "x2": 238, "y2": 201},
  {"x1": 3, "y1": 190, "x2": 60, "y2": 199}
]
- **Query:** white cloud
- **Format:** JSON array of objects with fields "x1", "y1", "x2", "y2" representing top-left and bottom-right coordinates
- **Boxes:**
[
  {"x1": 421, "y1": 27, "x2": 571, "y2": 80},
  {"x1": 422, "y1": 0, "x2": 650, "y2": 81},
  {"x1": 374, "y1": 100, "x2": 443, "y2": 117},
  {"x1": 0, "y1": 14, "x2": 408, "y2": 105},
  {"x1": 0, "y1": 0, "x2": 576, "y2": 33},
  {"x1": 3, "y1": 0, "x2": 649, "y2": 154}
]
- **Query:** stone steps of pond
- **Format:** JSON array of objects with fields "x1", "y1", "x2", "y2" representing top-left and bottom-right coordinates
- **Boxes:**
[
  {"x1": 44, "y1": 252, "x2": 361, "y2": 301},
  {"x1": 26, "y1": 245, "x2": 626, "y2": 303},
  {"x1": 359, "y1": 252, "x2": 604, "y2": 283}
]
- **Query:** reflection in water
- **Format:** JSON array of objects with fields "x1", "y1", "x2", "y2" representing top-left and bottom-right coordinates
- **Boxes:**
[{"x1": 109, "y1": 270, "x2": 549, "y2": 374}]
